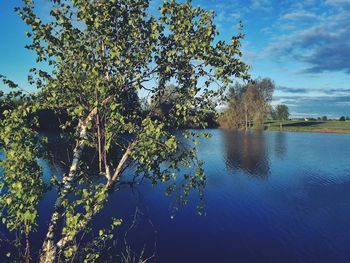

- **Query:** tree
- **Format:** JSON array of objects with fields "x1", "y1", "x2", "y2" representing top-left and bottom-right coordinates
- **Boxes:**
[
  {"x1": 220, "y1": 78, "x2": 275, "y2": 130},
  {"x1": 274, "y1": 104, "x2": 289, "y2": 130},
  {"x1": 339, "y1": 116, "x2": 346, "y2": 121},
  {"x1": 322, "y1": 116, "x2": 328, "y2": 121},
  {"x1": 218, "y1": 83, "x2": 245, "y2": 129},
  {"x1": 0, "y1": 0, "x2": 249, "y2": 262},
  {"x1": 149, "y1": 84, "x2": 180, "y2": 121},
  {"x1": 251, "y1": 78, "x2": 275, "y2": 129}
]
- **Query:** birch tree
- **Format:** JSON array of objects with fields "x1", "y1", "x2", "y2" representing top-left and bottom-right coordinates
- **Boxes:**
[{"x1": 0, "y1": 0, "x2": 249, "y2": 262}]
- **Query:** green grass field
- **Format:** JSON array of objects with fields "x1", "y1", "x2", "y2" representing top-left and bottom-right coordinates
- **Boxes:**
[{"x1": 265, "y1": 120, "x2": 350, "y2": 134}]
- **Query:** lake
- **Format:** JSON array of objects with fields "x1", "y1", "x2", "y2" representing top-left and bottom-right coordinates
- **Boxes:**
[{"x1": 2, "y1": 129, "x2": 350, "y2": 262}]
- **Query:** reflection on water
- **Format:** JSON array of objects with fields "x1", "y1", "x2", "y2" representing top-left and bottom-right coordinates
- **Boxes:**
[
  {"x1": 274, "y1": 131, "x2": 287, "y2": 159},
  {"x1": 2, "y1": 130, "x2": 350, "y2": 263},
  {"x1": 222, "y1": 130, "x2": 271, "y2": 179}
]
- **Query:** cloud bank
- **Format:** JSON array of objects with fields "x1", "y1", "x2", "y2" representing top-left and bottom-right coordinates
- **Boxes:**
[{"x1": 265, "y1": 1, "x2": 350, "y2": 74}]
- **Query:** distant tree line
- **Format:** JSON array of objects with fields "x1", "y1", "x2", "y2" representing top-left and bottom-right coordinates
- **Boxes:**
[
  {"x1": 4, "y1": 82, "x2": 346, "y2": 134},
  {"x1": 1, "y1": 79, "x2": 284, "y2": 132},
  {"x1": 0, "y1": 85, "x2": 218, "y2": 132},
  {"x1": 339, "y1": 116, "x2": 350, "y2": 121},
  {"x1": 303, "y1": 116, "x2": 350, "y2": 121}
]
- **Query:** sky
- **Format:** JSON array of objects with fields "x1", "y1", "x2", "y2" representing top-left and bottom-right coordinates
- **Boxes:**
[{"x1": 1, "y1": 0, "x2": 350, "y2": 118}]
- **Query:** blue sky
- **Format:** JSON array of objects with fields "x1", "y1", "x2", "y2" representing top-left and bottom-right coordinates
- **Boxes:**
[{"x1": 1, "y1": 0, "x2": 350, "y2": 117}]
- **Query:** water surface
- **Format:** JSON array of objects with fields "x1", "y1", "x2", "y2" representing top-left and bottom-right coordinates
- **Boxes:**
[
  {"x1": 100, "y1": 130, "x2": 350, "y2": 263},
  {"x1": 2, "y1": 130, "x2": 350, "y2": 263}
]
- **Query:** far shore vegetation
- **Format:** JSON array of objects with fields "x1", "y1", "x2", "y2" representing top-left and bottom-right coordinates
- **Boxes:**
[
  {"x1": 264, "y1": 120, "x2": 350, "y2": 134},
  {"x1": 1, "y1": 78, "x2": 349, "y2": 136},
  {"x1": 216, "y1": 78, "x2": 350, "y2": 134},
  {"x1": 2, "y1": 92, "x2": 349, "y2": 134}
]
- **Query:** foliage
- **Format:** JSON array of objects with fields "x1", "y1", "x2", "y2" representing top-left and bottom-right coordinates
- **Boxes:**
[
  {"x1": 219, "y1": 78, "x2": 275, "y2": 130},
  {"x1": 273, "y1": 104, "x2": 289, "y2": 121},
  {"x1": 148, "y1": 84, "x2": 218, "y2": 128},
  {"x1": 0, "y1": 90, "x2": 47, "y2": 261},
  {"x1": 0, "y1": 0, "x2": 249, "y2": 261},
  {"x1": 272, "y1": 104, "x2": 289, "y2": 129},
  {"x1": 149, "y1": 84, "x2": 180, "y2": 121}
]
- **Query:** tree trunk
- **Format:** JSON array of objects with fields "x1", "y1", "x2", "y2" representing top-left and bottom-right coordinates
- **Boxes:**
[
  {"x1": 107, "y1": 141, "x2": 137, "y2": 188},
  {"x1": 48, "y1": 141, "x2": 137, "y2": 256},
  {"x1": 25, "y1": 235, "x2": 30, "y2": 263},
  {"x1": 280, "y1": 122, "x2": 282, "y2": 130},
  {"x1": 40, "y1": 109, "x2": 97, "y2": 263}
]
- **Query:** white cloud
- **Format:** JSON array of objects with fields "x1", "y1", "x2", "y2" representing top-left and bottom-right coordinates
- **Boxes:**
[
  {"x1": 281, "y1": 11, "x2": 316, "y2": 20},
  {"x1": 264, "y1": 7, "x2": 350, "y2": 74},
  {"x1": 326, "y1": 0, "x2": 350, "y2": 5},
  {"x1": 250, "y1": 0, "x2": 272, "y2": 11}
]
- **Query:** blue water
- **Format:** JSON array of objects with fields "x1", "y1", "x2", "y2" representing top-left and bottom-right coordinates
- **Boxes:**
[{"x1": 2, "y1": 130, "x2": 350, "y2": 262}]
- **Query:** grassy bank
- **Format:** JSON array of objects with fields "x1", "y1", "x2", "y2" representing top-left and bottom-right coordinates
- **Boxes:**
[{"x1": 265, "y1": 121, "x2": 350, "y2": 134}]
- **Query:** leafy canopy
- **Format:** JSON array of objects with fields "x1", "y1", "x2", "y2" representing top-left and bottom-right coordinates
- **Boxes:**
[
  {"x1": 0, "y1": 0, "x2": 249, "y2": 261},
  {"x1": 274, "y1": 104, "x2": 290, "y2": 121}
]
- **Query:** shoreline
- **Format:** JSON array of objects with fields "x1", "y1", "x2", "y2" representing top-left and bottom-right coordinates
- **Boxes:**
[
  {"x1": 264, "y1": 120, "x2": 350, "y2": 134},
  {"x1": 218, "y1": 124, "x2": 350, "y2": 135},
  {"x1": 265, "y1": 127, "x2": 350, "y2": 134}
]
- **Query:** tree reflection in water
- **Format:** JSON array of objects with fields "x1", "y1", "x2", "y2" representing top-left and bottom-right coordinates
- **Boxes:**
[
  {"x1": 274, "y1": 131, "x2": 287, "y2": 160},
  {"x1": 222, "y1": 130, "x2": 271, "y2": 179}
]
